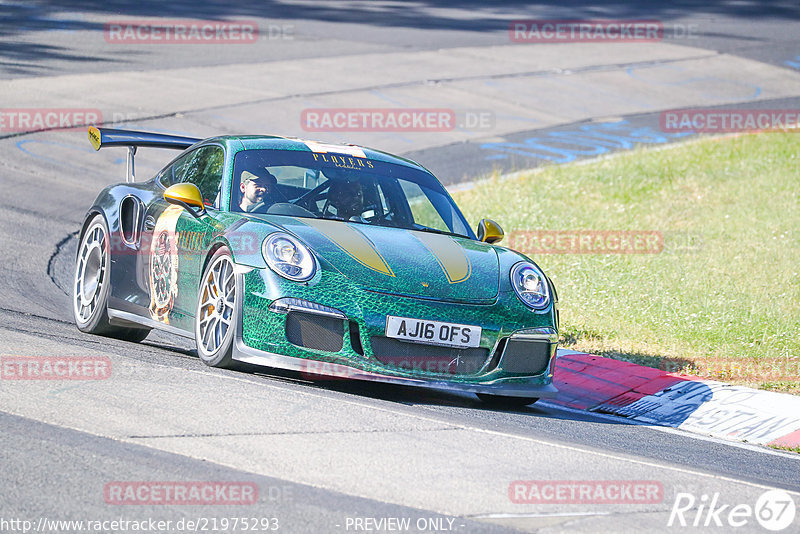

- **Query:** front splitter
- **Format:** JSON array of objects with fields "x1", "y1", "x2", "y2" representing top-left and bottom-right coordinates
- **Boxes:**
[{"x1": 233, "y1": 337, "x2": 558, "y2": 399}]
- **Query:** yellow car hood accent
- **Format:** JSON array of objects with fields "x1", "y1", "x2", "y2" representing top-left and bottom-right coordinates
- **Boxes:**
[{"x1": 285, "y1": 219, "x2": 499, "y2": 303}]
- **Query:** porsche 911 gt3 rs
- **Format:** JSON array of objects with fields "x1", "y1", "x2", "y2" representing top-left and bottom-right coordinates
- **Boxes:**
[{"x1": 74, "y1": 127, "x2": 559, "y2": 405}]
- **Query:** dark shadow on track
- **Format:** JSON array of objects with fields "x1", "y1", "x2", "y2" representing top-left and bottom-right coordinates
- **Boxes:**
[
  {"x1": 242, "y1": 364, "x2": 638, "y2": 424},
  {"x1": 2, "y1": 1, "x2": 798, "y2": 73},
  {"x1": 14, "y1": 0, "x2": 800, "y2": 26}
]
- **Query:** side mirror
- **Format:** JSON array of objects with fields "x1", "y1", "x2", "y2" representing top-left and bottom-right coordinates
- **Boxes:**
[
  {"x1": 164, "y1": 183, "x2": 207, "y2": 218},
  {"x1": 477, "y1": 219, "x2": 504, "y2": 244}
]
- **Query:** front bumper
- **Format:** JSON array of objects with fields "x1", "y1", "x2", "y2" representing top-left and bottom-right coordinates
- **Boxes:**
[
  {"x1": 233, "y1": 268, "x2": 559, "y2": 398},
  {"x1": 233, "y1": 336, "x2": 559, "y2": 398}
]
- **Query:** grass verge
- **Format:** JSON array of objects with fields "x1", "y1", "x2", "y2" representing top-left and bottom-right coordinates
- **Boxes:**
[{"x1": 453, "y1": 133, "x2": 799, "y2": 393}]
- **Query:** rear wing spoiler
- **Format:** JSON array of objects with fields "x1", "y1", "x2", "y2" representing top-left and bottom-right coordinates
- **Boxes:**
[{"x1": 88, "y1": 127, "x2": 201, "y2": 183}]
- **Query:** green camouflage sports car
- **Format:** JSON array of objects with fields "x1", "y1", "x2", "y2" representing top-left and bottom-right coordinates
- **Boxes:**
[{"x1": 74, "y1": 127, "x2": 559, "y2": 405}]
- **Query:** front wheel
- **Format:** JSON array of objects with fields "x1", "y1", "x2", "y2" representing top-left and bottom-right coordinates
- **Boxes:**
[
  {"x1": 73, "y1": 214, "x2": 150, "y2": 342},
  {"x1": 477, "y1": 394, "x2": 539, "y2": 408},
  {"x1": 195, "y1": 247, "x2": 239, "y2": 369}
]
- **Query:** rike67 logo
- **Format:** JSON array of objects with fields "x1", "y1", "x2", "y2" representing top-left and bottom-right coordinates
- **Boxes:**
[{"x1": 668, "y1": 489, "x2": 796, "y2": 531}]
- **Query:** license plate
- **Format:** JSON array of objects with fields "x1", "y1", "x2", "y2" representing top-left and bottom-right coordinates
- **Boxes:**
[{"x1": 385, "y1": 316, "x2": 481, "y2": 348}]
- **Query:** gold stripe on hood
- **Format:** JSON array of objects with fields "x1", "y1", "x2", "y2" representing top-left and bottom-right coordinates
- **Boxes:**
[
  {"x1": 302, "y1": 218, "x2": 395, "y2": 277},
  {"x1": 411, "y1": 231, "x2": 471, "y2": 284}
]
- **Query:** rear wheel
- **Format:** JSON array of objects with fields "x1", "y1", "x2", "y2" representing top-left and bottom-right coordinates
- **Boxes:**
[
  {"x1": 73, "y1": 214, "x2": 150, "y2": 342},
  {"x1": 195, "y1": 247, "x2": 239, "y2": 368},
  {"x1": 477, "y1": 394, "x2": 539, "y2": 408}
]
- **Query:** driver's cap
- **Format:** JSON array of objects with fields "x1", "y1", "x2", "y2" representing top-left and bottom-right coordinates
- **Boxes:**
[{"x1": 241, "y1": 170, "x2": 277, "y2": 186}]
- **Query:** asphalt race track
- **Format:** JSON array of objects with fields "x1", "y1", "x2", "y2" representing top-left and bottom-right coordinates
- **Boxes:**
[{"x1": 1, "y1": 2, "x2": 800, "y2": 533}]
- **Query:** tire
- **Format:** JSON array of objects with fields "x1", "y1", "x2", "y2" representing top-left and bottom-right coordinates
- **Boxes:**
[
  {"x1": 476, "y1": 394, "x2": 539, "y2": 408},
  {"x1": 73, "y1": 214, "x2": 151, "y2": 342},
  {"x1": 194, "y1": 247, "x2": 239, "y2": 369}
]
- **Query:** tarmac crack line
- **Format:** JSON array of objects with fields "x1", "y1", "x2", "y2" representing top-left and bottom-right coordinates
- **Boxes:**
[{"x1": 47, "y1": 230, "x2": 78, "y2": 293}]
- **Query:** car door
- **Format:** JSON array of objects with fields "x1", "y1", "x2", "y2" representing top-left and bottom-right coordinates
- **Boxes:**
[{"x1": 140, "y1": 144, "x2": 226, "y2": 332}]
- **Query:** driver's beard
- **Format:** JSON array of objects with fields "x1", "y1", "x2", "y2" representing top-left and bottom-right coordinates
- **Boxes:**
[{"x1": 244, "y1": 192, "x2": 263, "y2": 207}]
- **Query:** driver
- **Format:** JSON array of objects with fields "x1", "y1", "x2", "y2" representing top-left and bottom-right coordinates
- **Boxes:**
[
  {"x1": 239, "y1": 170, "x2": 278, "y2": 213},
  {"x1": 326, "y1": 178, "x2": 365, "y2": 221}
]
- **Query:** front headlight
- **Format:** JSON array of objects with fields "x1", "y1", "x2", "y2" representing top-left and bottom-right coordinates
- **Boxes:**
[
  {"x1": 262, "y1": 233, "x2": 316, "y2": 282},
  {"x1": 510, "y1": 262, "x2": 550, "y2": 310}
]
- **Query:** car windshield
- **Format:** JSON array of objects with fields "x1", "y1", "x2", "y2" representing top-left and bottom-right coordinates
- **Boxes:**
[{"x1": 231, "y1": 147, "x2": 474, "y2": 239}]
